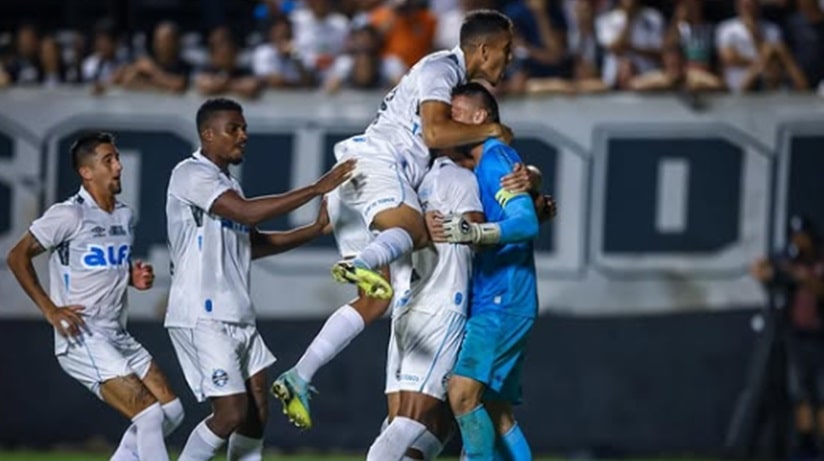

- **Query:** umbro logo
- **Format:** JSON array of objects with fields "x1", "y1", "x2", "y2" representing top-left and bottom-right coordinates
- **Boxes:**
[{"x1": 90, "y1": 226, "x2": 107, "y2": 238}]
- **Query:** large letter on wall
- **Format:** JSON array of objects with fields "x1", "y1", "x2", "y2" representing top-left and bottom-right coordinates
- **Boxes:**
[
  {"x1": 775, "y1": 122, "x2": 824, "y2": 249},
  {"x1": 591, "y1": 125, "x2": 770, "y2": 276}
]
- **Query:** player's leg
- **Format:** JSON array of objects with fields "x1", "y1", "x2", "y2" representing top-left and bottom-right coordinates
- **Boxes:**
[
  {"x1": 330, "y1": 143, "x2": 427, "y2": 299},
  {"x1": 99, "y1": 376, "x2": 171, "y2": 461},
  {"x1": 369, "y1": 309, "x2": 463, "y2": 460},
  {"x1": 170, "y1": 321, "x2": 255, "y2": 461},
  {"x1": 486, "y1": 400, "x2": 531, "y2": 461},
  {"x1": 111, "y1": 339, "x2": 184, "y2": 461},
  {"x1": 227, "y1": 370, "x2": 269, "y2": 461},
  {"x1": 228, "y1": 326, "x2": 276, "y2": 460},
  {"x1": 449, "y1": 310, "x2": 500, "y2": 460},
  {"x1": 56, "y1": 335, "x2": 171, "y2": 461}
]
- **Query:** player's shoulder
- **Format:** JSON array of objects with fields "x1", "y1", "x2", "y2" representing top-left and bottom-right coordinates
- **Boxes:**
[
  {"x1": 47, "y1": 199, "x2": 84, "y2": 218},
  {"x1": 482, "y1": 139, "x2": 521, "y2": 164},
  {"x1": 170, "y1": 155, "x2": 213, "y2": 181},
  {"x1": 416, "y1": 49, "x2": 462, "y2": 75}
]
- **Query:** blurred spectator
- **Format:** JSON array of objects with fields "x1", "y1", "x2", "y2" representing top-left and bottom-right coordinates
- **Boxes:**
[
  {"x1": 252, "y1": 16, "x2": 313, "y2": 88},
  {"x1": 785, "y1": 0, "x2": 824, "y2": 90},
  {"x1": 739, "y1": 42, "x2": 808, "y2": 92},
  {"x1": 291, "y1": 0, "x2": 349, "y2": 78},
  {"x1": 751, "y1": 216, "x2": 824, "y2": 459},
  {"x1": 628, "y1": 45, "x2": 723, "y2": 92},
  {"x1": 40, "y1": 35, "x2": 77, "y2": 87},
  {"x1": 596, "y1": 0, "x2": 664, "y2": 89},
  {"x1": 435, "y1": 0, "x2": 495, "y2": 50},
  {"x1": 370, "y1": 0, "x2": 437, "y2": 68},
  {"x1": 323, "y1": 25, "x2": 406, "y2": 93},
  {"x1": 195, "y1": 38, "x2": 262, "y2": 99},
  {"x1": 505, "y1": 0, "x2": 571, "y2": 94},
  {"x1": 119, "y1": 21, "x2": 190, "y2": 92},
  {"x1": 715, "y1": 0, "x2": 783, "y2": 92},
  {"x1": 568, "y1": 0, "x2": 604, "y2": 85},
  {"x1": 665, "y1": 0, "x2": 715, "y2": 73},
  {"x1": 1, "y1": 23, "x2": 43, "y2": 86},
  {"x1": 82, "y1": 18, "x2": 128, "y2": 90}
]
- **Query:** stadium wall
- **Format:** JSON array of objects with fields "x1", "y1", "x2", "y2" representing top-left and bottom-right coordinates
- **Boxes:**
[{"x1": 0, "y1": 90, "x2": 822, "y2": 454}]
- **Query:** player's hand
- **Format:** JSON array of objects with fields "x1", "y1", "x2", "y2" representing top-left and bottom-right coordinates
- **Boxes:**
[
  {"x1": 501, "y1": 163, "x2": 532, "y2": 194},
  {"x1": 315, "y1": 197, "x2": 333, "y2": 235},
  {"x1": 314, "y1": 159, "x2": 357, "y2": 194},
  {"x1": 535, "y1": 194, "x2": 557, "y2": 223},
  {"x1": 426, "y1": 211, "x2": 447, "y2": 243},
  {"x1": 46, "y1": 305, "x2": 86, "y2": 340},
  {"x1": 494, "y1": 123, "x2": 514, "y2": 145},
  {"x1": 131, "y1": 260, "x2": 155, "y2": 290},
  {"x1": 442, "y1": 213, "x2": 478, "y2": 244}
]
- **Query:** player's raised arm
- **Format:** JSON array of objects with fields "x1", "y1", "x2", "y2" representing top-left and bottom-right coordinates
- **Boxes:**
[
  {"x1": 210, "y1": 160, "x2": 354, "y2": 228},
  {"x1": 250, "y1": 197, "x2": 332, "y2": 259},
  {"x1": 420, "y1": 100, "x2": 510, "y2": 150}
]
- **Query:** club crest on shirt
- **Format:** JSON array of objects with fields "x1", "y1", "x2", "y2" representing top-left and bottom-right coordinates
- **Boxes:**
[{"x1": 212, "y1": 369, "x2": 229, "y2": 388}]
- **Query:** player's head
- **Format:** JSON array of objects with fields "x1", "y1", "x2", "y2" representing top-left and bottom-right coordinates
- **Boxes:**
[
  {"x1": 196, "y1": 98, "x2": 248, "y2": 165},
  {"x1": 451, "y1": 81, "x2": 500, "y2": 126},
  {"x1": 70, "y1": 132, "x2": 122, "y2": 195},
  {"x1": 460, "y1": 9, "x2": 513, "y2": 86}
]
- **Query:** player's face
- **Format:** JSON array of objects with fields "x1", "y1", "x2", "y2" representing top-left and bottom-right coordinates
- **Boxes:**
[
  {"x1": 451, "y1": 95, "x2": 488, "y2": 125},
  {"x1": 477, "y1": 31, "x2": 513, "y2": 86},
  {"x1": 85, "y1": 143, "x2": 123, "y2": 195},
  {"x1": 209, "y1": 111, "x2": 248, "y2": 165}
]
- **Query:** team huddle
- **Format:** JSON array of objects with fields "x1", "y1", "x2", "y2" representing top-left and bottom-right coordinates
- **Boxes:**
[{"x1": 6, "y1": 9, "x2": 556, "y2": 461}]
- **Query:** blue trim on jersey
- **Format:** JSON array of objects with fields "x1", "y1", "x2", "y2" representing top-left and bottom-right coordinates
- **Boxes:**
[
  {"x1": 394, "y1": 163, "x2": 406, "y2": 206},
  {"x1": 83, "y1": 342, "x2": 103, "y2": 382},
  {"x1": 190, "y1": 329, "x2": 206, "y2": 400},
  {"x1": 197, "y1": 235, "x2": 203, "y2": 251},
  {"x1": 419, "y1": 313, "x2": 463, "y2": 393},
  {"x1": 63, "y1": 273, "x2": 69, "y2": 291}
]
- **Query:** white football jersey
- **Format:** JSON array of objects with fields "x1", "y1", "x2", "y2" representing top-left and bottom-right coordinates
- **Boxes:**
[
  {"x1": 164, "y1": 150, "x2": 254, "y2": 328},
  {"x1": 363, "y1": 46, "x2": 467, "y2": 188},
  {"x1": 29, "y1": 187, "x2": 134, "y2": 354},
  {"x1": 406, "y1": 157, "x2": 482, "y2": 315}
]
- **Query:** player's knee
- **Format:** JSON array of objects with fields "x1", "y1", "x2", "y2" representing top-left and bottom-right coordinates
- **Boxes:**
[
  {"x1": 447, "y1": 382, "x2": 480, "y2": 416},
  {"x1": 161, "y1": 398, "x2": 185, "y2": 436},
  {"x1": 254, "y1": 401, "x2": 269, "y2": 427},
  {"x1": 353, "y1": 295, "x2": 390, "y2": 323},
  {"x1": 214, "y1": 402, "x2": 248, "y2": 433}
]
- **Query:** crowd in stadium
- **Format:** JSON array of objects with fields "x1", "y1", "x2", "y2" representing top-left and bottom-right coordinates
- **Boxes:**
[{"x1": 1, "y1": 0, "x2": 823, "y2": 97}]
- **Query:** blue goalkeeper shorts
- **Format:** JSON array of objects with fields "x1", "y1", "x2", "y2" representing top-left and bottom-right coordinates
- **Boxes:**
[{"x1": 453, "y1": 308, "x2": 534, "y2": 404}]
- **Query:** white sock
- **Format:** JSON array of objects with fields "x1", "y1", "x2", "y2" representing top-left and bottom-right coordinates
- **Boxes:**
[
  {"x1": 294, "y1": 304, "x2": 365, "y2": 382},
  {"x1": 366, "y1": 416, "x2": 427, "y2": 461},
  {"x1": 132, "y1": 403, "x2": 169, "y2": 461},
  {"x1": 411, "y1": 429, "x2": 444, "y2": 460},
  {"x1": 354, "y1": 227, "x2": 414, "y2": 270},
  {"x1": 178, "y1": 419, "x2": 226, "y2": 461},
  {"x1": 227, "y1": 432, "x2": 263, "y2": 461},
  {"x1": 110, "y1": 398, "x2": 186, "y2": 461}
]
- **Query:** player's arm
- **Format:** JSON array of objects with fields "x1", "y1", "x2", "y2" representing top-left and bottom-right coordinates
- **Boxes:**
[
  {"x1": 444, "y1": 148, "x2": 539, "y2": 245},
  {"x1": 250, "y1": 198, "x2": 331, "y2": 259},
  {"x1": 210, "y1": 160, "x2": 355, "y2": 227},
  {"x1": 6, "y1": 232, "x2": 86, "y2": 338},
  {"x1": 420, "y1": 100, "x2": 509, "y2": 150}
]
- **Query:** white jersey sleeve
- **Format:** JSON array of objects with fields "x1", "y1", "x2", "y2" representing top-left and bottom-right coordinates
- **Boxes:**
[
  {"x1": 168, "y1": 160, "x2": 232, "y2": 212},
  {"x1": 29, "y1": 203, "x2": 83, "y2": 250},
  {"x1": 417, "y1": 57, "x2": 463, "y2": 105}
]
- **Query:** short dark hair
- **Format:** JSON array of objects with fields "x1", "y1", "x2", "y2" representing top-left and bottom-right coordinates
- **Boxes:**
[
  {"x1": 196, "y1": 98, "x2": 243, "y2": 133},
  {"x1": 452, "y1": 82, "x2": 500, "y2": 123},
  {"x1": 70, "y1": 132, "x2": 116, "y2": 171},
  {"x1": 460, "y1": 9, "x2": 512, "y2": 47}
]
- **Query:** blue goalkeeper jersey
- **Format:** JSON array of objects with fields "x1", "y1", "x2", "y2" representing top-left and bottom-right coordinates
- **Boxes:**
[{"x1": 470, "y1": 138, "x2": 540, "y2": 318}]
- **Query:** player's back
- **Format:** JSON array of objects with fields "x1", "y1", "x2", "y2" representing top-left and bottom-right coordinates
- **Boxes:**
[
  {"x1": 405, "y1": 156, "x2": 481, "y2": 315},
  {"x1": 363, "y1": 47, "x2": 467, "y2": 186},
  {"x1": 472, "y1": 140, "x2": 538, "y2": 318},
  {"x1": 164, "y1": 152, "x2": 254, "y2": 328},
  {"x1": 30, "y1": 188, "x2": 133, "y2": 352}
]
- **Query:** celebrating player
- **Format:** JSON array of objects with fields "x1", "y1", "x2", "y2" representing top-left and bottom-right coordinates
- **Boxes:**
[
  {"x1": 272, "y1": 9, "x2": 519, "y2": 430},
  {"x1": 6, "y1": 132, "x2": 183, "y2": 461},
  {"x1": 164, "y1": 98, "x2": 353, "y2": 460}
]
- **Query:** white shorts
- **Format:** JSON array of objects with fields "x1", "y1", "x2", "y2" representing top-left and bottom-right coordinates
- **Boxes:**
[
  {"x1": 333, "y1": 136, "x2": 422, "y2": 231},
  {"x1": 168, "y1": 319, "x2": 276, "y2": 402},
  {"x1": 384, "y1": 308, "x2": 466, "y2": 401},
  {"x1": 56, "y1": 329, "x2": 153, "y2": 399}
]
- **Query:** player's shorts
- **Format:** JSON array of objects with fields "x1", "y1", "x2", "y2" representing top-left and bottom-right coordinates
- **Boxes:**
[
  {"x1": 385, "y1": 307, "x2": 466, "y2": 401},
  {"x1": 56, "y1": 328, "x2": 153, "y2": 399},
  {"x1": 453, "y1": 309, "x2": 535, "y2": 404},
  {"x1": 333, "y1": 135, "x2": 422, "y2": 229},
  {"x1": 168, "y1": 319, "x2": 276, "y2": 402}
]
